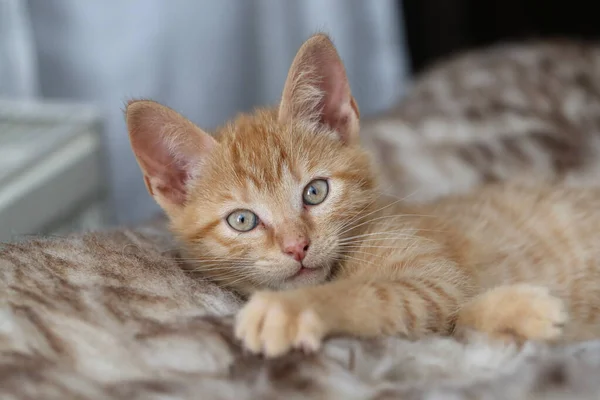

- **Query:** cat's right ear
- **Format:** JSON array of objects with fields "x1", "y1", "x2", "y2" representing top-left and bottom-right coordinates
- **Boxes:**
[
  {"x1": 125, "y1": 100, "x2": 216, "y2": 213},
  {"x1": 278, "y1": 33, "x2": 360, "y2": 145}
]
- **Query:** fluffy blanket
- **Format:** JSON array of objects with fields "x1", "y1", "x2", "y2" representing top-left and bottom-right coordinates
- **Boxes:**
[{"x1": 1, "y1": 220, "x2": 600, "y2": 400}]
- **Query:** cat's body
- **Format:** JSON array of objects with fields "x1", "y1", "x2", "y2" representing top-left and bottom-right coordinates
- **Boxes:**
[
  {"x1": 125, "y1": 34, "x2": 600, "y2": 358},
  {"x1": 361, "y1": 40, "x2": 600, "y2": 202},
  {"x1": 335, "y1": 184, "x2": 600, "y2": 343}
]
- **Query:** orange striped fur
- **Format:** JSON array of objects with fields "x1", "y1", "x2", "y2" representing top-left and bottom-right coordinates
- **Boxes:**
[{"x1": 126, "y1": 34, "x2": 600, "y2": 358}]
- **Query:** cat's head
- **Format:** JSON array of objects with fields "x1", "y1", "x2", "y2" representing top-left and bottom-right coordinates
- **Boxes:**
[{"x1": 126, "y1": 34, "x2": 377, "y2": 294}]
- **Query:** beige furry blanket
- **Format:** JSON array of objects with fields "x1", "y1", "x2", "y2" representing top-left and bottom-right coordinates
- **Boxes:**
[{"x1": 1, "y1": 221, "x2": 600, "y2": 400}]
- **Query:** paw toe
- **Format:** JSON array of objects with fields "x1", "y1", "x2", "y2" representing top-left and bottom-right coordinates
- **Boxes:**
[
  {"x1": 293, "y1": 309, "x2": 325, "y2": 353},
  {"x1": 524, "y1": 294, "x2": 568, "y2": 340},
  {"x1": 457, "y1": 284, "x2": 570, "y2": 343},
  {"x1": 235, "y1": 297, "x2": 270, "y2": 354},
  {"x1": 261, "y1": 305, "x2": 295, "y2": 357}
]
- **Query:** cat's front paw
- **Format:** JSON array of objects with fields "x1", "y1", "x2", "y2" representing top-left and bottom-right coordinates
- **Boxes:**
[
  {"x1": 235, "y1": 291, "x2": 326, "y2": 358},
  {"x1": 455, "y1": 284, "x2": 569, "y2": 343}
]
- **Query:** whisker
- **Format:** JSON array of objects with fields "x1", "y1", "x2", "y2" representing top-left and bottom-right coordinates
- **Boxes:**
[
  {"x1": 189, "y1": 269, "x2": 260, "y2": 282},
  {"x1": 186, "y1": 265, "x2": 253, "y2": 273},
  {"x1": 336, "y1": 190, "x2": 423, "y2": 232},
  {"x1": 339, "y1": 236, "x2": 422, "y2": 244},
  {"x1": 339, "y1": 230, "x2": 425, "y2": 243},
  {"x1": 334, "y1": 195, "x2": 382, "y2": 232},
  {"x1": 339, "y1": 244, "x2": 402, "y2": 250},
  {"x1": 342, "y1": 249, "x2": 389, "y2": 261},
  {"x1": 379, "y1": 187, "x2": 423, "y2": 202},
  {"x1": 222, "y1": 274, "x2": 263, "y2": 287},
  {"x1": 183, "y1": 260, "x2": 255, "y2": 272},
  {"x1": 341, "y1": 253, "x2": 380, "y2": 268},
  {"x1": 337, "y1": 213, "x2": 438, "y2": 236},
  {"x1": 173, "y1": 257, "x2": 257, "y2": 262}
]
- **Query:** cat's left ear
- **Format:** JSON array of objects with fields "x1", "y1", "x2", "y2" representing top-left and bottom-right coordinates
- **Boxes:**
[
  {"x1": 125, "y1": 100, "x2": 217, "y2": 214},
  {"x1": 278, "y1": 33, "x2": 360, "y2": 145}
]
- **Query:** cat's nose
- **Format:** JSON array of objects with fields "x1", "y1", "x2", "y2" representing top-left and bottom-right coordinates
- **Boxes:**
[{"x1": 283, "y1": 238, "x2": 310, "y2": 262}]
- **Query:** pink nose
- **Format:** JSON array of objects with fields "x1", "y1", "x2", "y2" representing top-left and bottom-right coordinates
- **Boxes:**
[{"x1": 283, "y1": 238, "x2": 310, "y2": 262}]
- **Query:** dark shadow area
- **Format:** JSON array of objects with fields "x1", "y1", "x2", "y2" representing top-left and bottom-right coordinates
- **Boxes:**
[{"x1": 400, "y1": 0, "x2": 600, "y2": 73}]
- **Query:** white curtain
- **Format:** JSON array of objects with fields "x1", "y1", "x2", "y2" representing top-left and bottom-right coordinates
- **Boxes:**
[
  {"x1": 1, "y1": 0, "x2": 410, "y2": 223},
  {"x1": 0, "y1": 0, "x2": 38, "y2": 97}
]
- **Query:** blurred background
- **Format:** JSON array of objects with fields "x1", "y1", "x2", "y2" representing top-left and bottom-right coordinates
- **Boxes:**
[{"x1": 0, "y1": 0, "x2": 597, "y2": 241}]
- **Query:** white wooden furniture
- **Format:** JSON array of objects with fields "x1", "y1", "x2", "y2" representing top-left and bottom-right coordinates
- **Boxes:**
[{"x1": 0, "y1": 99, "x2": 112, "y2": 242}]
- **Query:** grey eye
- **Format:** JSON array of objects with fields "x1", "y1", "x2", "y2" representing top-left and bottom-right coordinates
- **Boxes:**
[
  {"x1": 226, "y1": 209, "x2": 258, "y2": 232},
  {"x1": 303, "y1": 179, "x2": 329, "y2": 205}
]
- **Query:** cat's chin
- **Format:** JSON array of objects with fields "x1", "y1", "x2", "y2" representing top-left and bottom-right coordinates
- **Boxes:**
[{"x1": 277, "y1": 266, "x2": 329, "y2": 290}]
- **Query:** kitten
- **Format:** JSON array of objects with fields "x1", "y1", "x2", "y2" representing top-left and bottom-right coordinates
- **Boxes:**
[
  {"x1": 126, "y1": 34, "x2": 600, "y2": 358},
  {"x1": 360, "y1": 39, "x2": 600, "y2": 202}
]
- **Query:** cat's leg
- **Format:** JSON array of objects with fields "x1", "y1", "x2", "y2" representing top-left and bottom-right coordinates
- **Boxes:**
[
  {"x1": 454, "y1": 284, "x2": 569, "y2": 343},
  {"x1": 235, "y1": 273, "x2": 470, "y2": 357}
]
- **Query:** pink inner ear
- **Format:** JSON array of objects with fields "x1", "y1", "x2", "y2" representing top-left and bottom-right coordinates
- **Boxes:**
[
  {"x1": 319, "y1": 62, "x2": 346, "y2": 121},
  {"x1": 136, "y1": 141, "x2": 191, "y2": 205},
  {"x1": 127, "y1": 100, "x2": 216, "y2": 208},
  {"x1": 279, "y1": 34, "x2": 359, "y2": 144},
  {"x1": 314, "y1": 60, "x2": 358, "y2": 143}
]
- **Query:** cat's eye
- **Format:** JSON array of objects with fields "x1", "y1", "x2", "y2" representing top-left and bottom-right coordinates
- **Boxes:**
[
  {"x1": 226, "y1": 209, "x2": 259, "y2": 232},
  {"x1": 303, "y1": 179, "x2": 329, "y2": 206}
]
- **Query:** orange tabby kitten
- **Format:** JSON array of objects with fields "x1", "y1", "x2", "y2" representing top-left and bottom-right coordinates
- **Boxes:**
[{"x1": 126, "y1": 34, "x2": 600, "y2": 358}]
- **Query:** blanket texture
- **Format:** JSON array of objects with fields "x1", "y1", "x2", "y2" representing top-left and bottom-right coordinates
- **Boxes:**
[{"x1": 1, "y1": 221, "x2": 600, "y2": 400}]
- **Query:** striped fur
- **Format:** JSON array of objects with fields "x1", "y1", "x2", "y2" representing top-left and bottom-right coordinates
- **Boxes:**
[
  {"x1": 361, "y1": 39, "x2": 600, "y2": 202},
  {"x1": 126, "y1": 34, "x2": 600, "y2": 359}
]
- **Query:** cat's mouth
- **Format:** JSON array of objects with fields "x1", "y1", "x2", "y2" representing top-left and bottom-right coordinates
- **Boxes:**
[
  {"x1": 294, "y1": 265, "x2": 315, "y2": 277},
  {"x1": 272, "y1": 260, "x2": 331, "y2": 290},
  {"x1": 286, "y1": 263, "x2": 325, "y2": 282}
]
